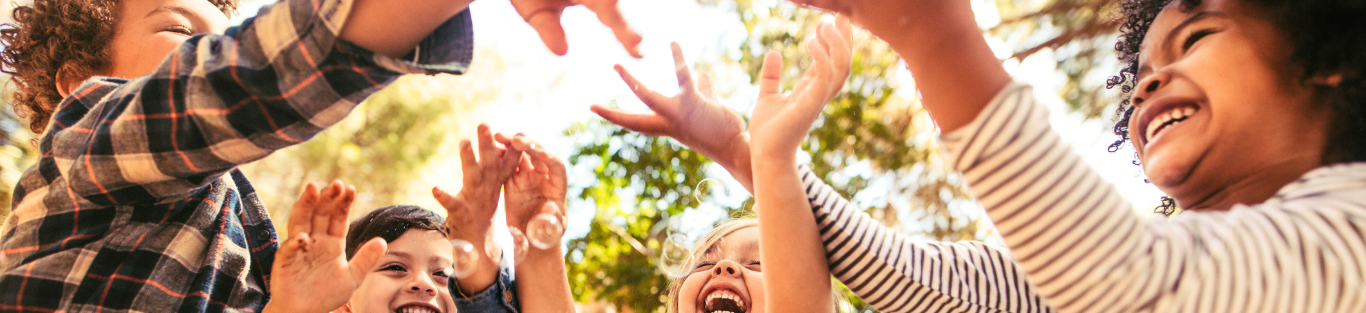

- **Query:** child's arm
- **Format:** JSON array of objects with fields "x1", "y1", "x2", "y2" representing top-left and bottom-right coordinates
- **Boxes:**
[
  {"x1": 45, "y1": 0, "x2": 477, "y2": 208},
  {"x1": 265, "y1": 181, "x2": 387, "y2": 313},
  {"x1": 502, "y1": 134, "x2": 575, "y2": 313},
  {"x1": 747, "y1": 20, "x2": 854, "y2": 313},
  {"x1": 787, "y1": 0, "x2": 1008, "y2": 132},
  {"x1": 432, "y1": 124, "x2": 522, "y2": 300}
]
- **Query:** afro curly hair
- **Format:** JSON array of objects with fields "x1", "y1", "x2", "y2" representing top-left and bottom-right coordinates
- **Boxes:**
[
  {"x1": 1106, "y1": 0, "x2": 1366, "y2": 215},
  {"x1": 0, "y1": 0, "x2": 238, "y2": 134}
]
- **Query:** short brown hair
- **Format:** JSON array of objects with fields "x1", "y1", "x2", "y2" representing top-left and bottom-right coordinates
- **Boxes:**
[{"x1": 0, "y1": 0, "x2": 236, "y2": 134}]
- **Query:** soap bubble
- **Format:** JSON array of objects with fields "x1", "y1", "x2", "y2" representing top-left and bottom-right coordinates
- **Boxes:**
[
  {"x1": 527, "y1": 213, "x2": 565, "y2": 250},
  {"x1": 449, "y1": 239, "x2": 479, "y2": 279},
  {"x1": 485, "y1": 234, "x2": 502, "y2": 266},
  {"x1": 692, "y1": 178, "x2": 725, "y2": 209},
  {"x1": 508, "y1": 227, "x2": 530, "y2": 263},
  {"x1": 656, "y1": 233, "x2": 694, "y2": 278}
]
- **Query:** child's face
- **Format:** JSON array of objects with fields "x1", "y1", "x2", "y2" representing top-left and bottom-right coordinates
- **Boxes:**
[
  {"x1": 346, "y1": 229, "x2": 456, "y2": 313},
  {"x1": 106, "y1": 0, "x2": 230, "y2": 79},
  {"x1": 677, "y1": 227, "x2": 767, "y2": 313},
  {"x1": 1128, "y1": 0, "x2": 1332, "y2": 205}
]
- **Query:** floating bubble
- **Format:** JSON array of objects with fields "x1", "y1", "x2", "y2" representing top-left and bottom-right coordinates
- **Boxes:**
[
  {"x1": 692, "y1": 178, "x2": 725, "y2": 207},
  {"x1": 508, "y1": 227, "x2": 530, "y2": 263},
  {"x1": 527, "y1": 213, "x2": 565, "y2": 250},
  {"x1": 449, "y1": 239, "x2": 479, "y2": 279},
  {"x1": 656, "y1": 233, "x2": 694, "y2": 278},
  {"x1": 485, "y1": 233, "x2": 502, "y2": 266}
]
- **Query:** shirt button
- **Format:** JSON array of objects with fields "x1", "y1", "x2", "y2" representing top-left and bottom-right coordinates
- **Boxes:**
[{"x1": 504, "y1": 289, "x2": 514, "y2": 303}]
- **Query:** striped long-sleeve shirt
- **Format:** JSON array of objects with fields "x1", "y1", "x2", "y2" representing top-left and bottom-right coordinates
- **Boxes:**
[
  {"x1": 0, "y1": 1, "x2": 473, "y2": 311},
  {"x1": 805, "y1": 81, "x2": 1366, "y2": 313}
]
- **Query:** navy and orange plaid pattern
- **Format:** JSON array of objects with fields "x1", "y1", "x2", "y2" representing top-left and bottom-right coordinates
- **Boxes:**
[{"x1": 0, "y1": 0, "x2": 473, "y2": 311}]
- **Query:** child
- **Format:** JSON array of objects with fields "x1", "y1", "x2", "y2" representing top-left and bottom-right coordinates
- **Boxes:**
[
  {"x1": 613, "y1": 0, "x2": 1366, "y2": 312},
  {"x1": 0, "y1": 0, "x2": 636, "y2": 311}
]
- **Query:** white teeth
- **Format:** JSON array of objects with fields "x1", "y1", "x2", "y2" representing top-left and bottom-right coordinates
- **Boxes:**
[{"x1": 1145, "y1": 106, "x2": 1198, "y2": 141}]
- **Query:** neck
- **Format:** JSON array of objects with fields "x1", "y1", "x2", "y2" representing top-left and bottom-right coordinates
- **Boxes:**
[{"x1": 1178, "y1": 159, "x2": 1322, "y2": 211}]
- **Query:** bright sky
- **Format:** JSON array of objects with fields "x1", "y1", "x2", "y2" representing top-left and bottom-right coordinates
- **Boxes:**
[
  {"x1": 244, "y1": 0, "x2": 1171, "y2": 246},
  {"x1": 230, "y1": 0, "x2": 1171, "y2": 245}
]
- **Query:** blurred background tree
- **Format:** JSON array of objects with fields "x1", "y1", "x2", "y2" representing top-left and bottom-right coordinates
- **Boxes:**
[
  {"x1": 240, "y1": 50, "x2": 505, "y2": 234},
  {"x1": 560, "y1": 0, "x2": 1123, "y2": 312}
]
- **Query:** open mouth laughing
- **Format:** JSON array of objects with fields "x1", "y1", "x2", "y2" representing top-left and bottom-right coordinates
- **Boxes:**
[{"x1": 702, "y1": 287, "x2": 749, "y2": 313}]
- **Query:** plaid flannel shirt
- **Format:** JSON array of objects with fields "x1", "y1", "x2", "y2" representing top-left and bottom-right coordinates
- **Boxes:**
[{"x1": 0, "y1": 0, "x2": 473, "y2": 311}]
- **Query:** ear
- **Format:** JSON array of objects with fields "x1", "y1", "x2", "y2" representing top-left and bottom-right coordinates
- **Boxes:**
[{"x1": 53, "y1": 66, "x2": 79, "y2": 98}]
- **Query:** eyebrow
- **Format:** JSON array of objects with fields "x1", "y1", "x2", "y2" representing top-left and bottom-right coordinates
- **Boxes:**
[
  {"x1": 1138, "y1": 11, "x2": 1225, "y2": 83},
  {"x1": 144, "y1": 5, "x2": 197, "y2": 18}
]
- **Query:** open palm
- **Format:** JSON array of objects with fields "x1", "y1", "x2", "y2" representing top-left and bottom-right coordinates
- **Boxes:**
[
  {"x1": 749, "y1": 19, "x2": 853, "y2": 160},
  {"x1": 265, "y1": 181, "x2": 385, "y2": 313},
  {"x1": 591, "y1": 42, "x2": 747, "y2": 162},
  {"x1": 500, "y1": 135, "x2": 568, "y2": 229}
]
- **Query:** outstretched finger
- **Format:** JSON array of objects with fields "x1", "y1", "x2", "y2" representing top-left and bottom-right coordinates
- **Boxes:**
[
  {"x1": 432, "y1": 187, "x2": 459, "y2": 212},
  {"x1": 671, "y1": 42, "x2": 696, "y2": 92},
  {"x1": 312, "y1": 181, "x2": 343, "y2": 239},
  {"x1": 590, "y1": 105, "x2": 671, "y2": 135},
  {"x1": 476, "y1": 124, "x2": 501, "y2": 161},
  {"x1": 583, "y1": 0, "x2": 642, "y2": 58},
  {"x1": 328, "y1": 183, "x2": 356, "y2": 237},
  {"x1": 699, "y1": 71, "x2": 718, "y2": 100},
  {"x1": 615, "y1": 65, "x2": 677, "y2": 115},
  {"x1": 525, "y1": 10, "x2": 569, "y2": 55},
  {"x1": 798, "y1": 40, "x2": 834, "y2": 103},
  {"x1": 459, "y1": 139, "x2": 477, "y2": 170},
  {"x1": 288, "y1": 182, "x2": 320, "y2": 238},
  {"x1": 348, "y1": 238, "x2": 388, "y2": 282},
  {"x1": 758, "y1": 51, "x2": 784, "y2": 97}
]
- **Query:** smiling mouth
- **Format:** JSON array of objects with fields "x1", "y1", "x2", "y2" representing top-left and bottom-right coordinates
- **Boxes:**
[
  {"x1": 704, "y1": 289, "x2": 748, "y2": 313},
  {"x1": 1144, "y1": 105, "x2": 1199, "y2": 143},
  {"x1": 395, "y1": 304, "x2": 440, "y2": 313}
]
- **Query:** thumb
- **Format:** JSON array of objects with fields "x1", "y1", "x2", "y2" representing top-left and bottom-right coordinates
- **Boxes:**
[
  {"x1": 757, "y1": 51, "x2": 784, "y2": 97},
  {"x1": 347, "y1": 238, "x2": 387, "y2": 282},
  {"x1": 590, "y1": 105, "x2": 671, "y2": 135}
]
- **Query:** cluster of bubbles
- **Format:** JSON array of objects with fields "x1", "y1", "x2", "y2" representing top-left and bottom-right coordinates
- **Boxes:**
[
  {"x1": 655, "y1": 178, "x2": 727, "y2": 278},
  {"x1": 448, "y1": 203, "x2": 567, "y2": 278}
]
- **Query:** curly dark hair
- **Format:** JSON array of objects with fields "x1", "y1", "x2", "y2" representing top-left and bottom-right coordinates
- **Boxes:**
[
  {"x1": 1106, "y1": 0, "x2": 1366, "y2": 215},
  {"x1": 0, "y1": 0, "x2": 237, "y2": 134}
]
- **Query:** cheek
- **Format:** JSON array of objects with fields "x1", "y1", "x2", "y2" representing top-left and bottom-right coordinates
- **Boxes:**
[
  {"x1": 676, "y1": 273, "x2": 709, "y2": 312},
  {"x1": 350, "y1": 274, "x2": 401, "y2": 313},
  {"x1": 744, "y1": 271, "x2": 765, "y2": 313},
  {"x1": 108, "y1": 34, "x2": 189, "y2": 78}
]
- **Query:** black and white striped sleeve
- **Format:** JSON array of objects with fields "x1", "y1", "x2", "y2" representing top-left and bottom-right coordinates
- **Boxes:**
[
  {"x1": 800, "y1": 166, "x2": 1054, "y2": 313},
  {"x1": 939, "y1": 81, "x2": 1366, "y2": 313}
]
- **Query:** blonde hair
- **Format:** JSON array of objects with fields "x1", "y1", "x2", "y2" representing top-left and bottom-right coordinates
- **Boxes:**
[{"x1": 663, "y1": 218, "x2": 846, "y2": 313}]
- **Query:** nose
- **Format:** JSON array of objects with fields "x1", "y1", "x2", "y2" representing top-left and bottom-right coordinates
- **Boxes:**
[
  {"x1": 713, "y1": 259, "x2": 743, "y2": 277},
  {"x1": 1132, "y1": 71, "x2": 1168, "y2": 106},
  {"x1": 406, "y1": 274, "x2": 440, "y2": 295}
]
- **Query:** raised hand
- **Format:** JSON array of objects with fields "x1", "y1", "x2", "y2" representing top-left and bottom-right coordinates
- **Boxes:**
[
  {"x1": 511, "y1": 0, "x2": 643, "y2": 57},
  {"x1": 431, "y1": 123, "x2": 521, "y2": 293},
  {"x1": 590, "y1": 42, "x2": 753, "y2": 190},
  {"x1": 432, "y1": 124, "x2": 521, "y2": 242},
  {"x1": 749, "y1": 19, "x2": 853, "y2": 162},
  {"x1": 264, "y1": 181, "x2": 385, "y2": 313},
  {"x1": 499, "y1": 134, "x2": 568, "y2": 234}
]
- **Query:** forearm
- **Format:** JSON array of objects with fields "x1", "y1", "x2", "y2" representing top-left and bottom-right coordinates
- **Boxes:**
[
  {"x1": 710, "y1": 136, "x2": 755, "y2": 194},
  {"x1": 799, "y1": 166, "x2": 1053, "y2": 312},
  {"x1": 341, "y1": 0, "x2": 474, "y2": 58},
  {"x1": 863, "y1": 1, "x2": 1010, "y2": 132},
  {"x1": 514, "y1": 247, "x2": 575, "y2": 313},
  {"x1": 752, "y1": 155, "x2": 832, "y2": 313}
]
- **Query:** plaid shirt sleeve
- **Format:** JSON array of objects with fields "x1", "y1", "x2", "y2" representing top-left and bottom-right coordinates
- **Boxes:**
[
  {"x1": 44, "y1": 0, "x2": 472, "y2": 207},
  {"x1": 0, "y1": 0, "x2": 473, "y2": 311}
]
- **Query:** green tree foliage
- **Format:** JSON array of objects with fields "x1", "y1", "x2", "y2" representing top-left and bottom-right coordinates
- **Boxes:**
[
  {"x1": 561, "y1": 1, "x2": 1006, "y2": 312},
  {"x1": 241, "y1": 51, "x2": 504, "y2": 233},
  {"x1": 990, "y1": 0, "x2": 1123, "y2": 119},
  {"x1": 0, "y1": 104, "x2": 39, "y2": 221}
]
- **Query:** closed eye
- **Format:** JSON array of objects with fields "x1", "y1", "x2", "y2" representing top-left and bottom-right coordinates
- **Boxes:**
[
  {"x1": 380, "y1": 264, "x2": 407, "y2": 272},
  {"x1": 1182, "y1": 29, "x2": 1216, "y2": 52},
  {"x1": 164, "y1": 25, "x2": 193, "y2": 36}
]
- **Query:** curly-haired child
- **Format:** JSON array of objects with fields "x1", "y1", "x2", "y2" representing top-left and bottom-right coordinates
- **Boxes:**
[{"x1": 0, "y1": 0, "x2": 638, "y2": 311}]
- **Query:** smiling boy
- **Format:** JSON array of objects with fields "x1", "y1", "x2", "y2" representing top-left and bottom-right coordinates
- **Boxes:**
[{"x1": 0, "y1": 0, "x2": 636, "y2": 311}]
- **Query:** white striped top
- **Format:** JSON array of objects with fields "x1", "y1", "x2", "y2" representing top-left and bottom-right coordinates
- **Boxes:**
[{"x1": 803, "y1": 82, "x2": 1366, "y2": 313}]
